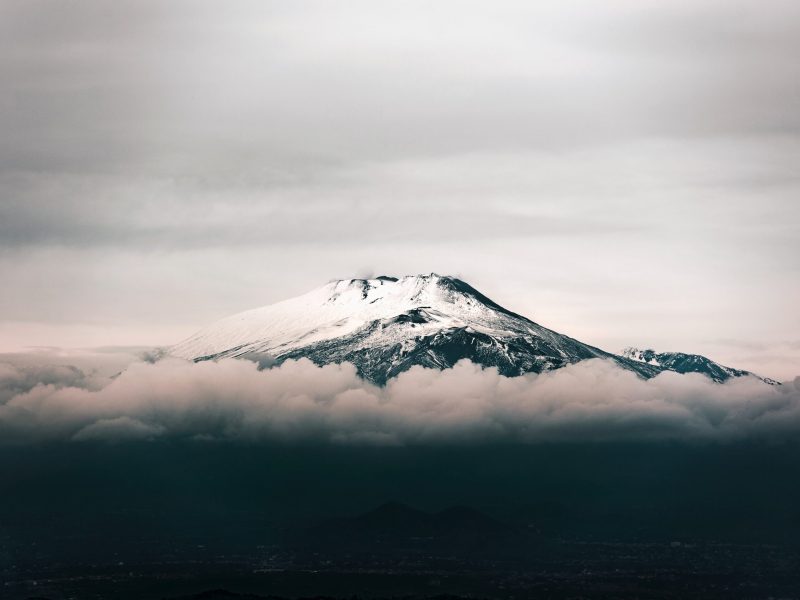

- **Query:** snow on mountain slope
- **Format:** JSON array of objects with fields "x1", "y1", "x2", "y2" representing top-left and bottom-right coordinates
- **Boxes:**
[
  {"x1": 171, "y1": 274, "x2": 768, "y2": 386},
  {"x1": 173, "y1": 274, "x2": 527, "y2": 361},
  {"x1": 621, "y1": 347, "x2": 778, "y2": 385}
]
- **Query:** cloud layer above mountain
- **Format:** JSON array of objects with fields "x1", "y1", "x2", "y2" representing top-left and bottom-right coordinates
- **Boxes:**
[
  {"x1": 1, "y1": 351, "x2": 798, "y2": 445},
  {"x1": 1, "y1": 1, "x2": 799, "y2": 379}
]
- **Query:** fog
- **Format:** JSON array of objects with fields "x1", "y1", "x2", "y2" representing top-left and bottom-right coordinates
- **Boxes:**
[{"x1": 1, "y1": 351, "x2": 798, "y2": 445}]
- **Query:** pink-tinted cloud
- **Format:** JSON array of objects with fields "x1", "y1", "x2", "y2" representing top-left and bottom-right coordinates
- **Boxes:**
[{"x1": 1, "y1": 352, "x2": 798, "y2": 445}]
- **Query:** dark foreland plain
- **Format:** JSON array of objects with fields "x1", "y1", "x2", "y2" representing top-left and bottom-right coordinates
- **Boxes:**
[{"x1": 2, "y1": 441, "x2": 800, "y2": 599}]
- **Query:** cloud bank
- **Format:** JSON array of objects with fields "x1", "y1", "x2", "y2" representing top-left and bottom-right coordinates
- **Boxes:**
[{"x1": 1, "y1": 352, "x2": 799, "y2": 445}]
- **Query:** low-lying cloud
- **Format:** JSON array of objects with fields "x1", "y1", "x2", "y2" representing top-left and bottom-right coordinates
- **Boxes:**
[{"x1": 0, "y1": 353, "x2": 798, "y2": 445}]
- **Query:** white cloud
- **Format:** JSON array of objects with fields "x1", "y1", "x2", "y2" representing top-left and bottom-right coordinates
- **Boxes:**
[{"x1": 0, "y1": 353, "x2": 797, "y2": 445}]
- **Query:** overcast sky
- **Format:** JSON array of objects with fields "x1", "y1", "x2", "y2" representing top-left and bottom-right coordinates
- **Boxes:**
[{"x1": 1, "y1": 0, "x2": 798, "y2": 379}]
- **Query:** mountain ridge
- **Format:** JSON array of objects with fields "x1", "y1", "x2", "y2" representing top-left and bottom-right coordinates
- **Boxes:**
[
  {"x1": 171, "y1": 274, "x2": 774, "y2": 386},
  {"x1": 621, "y1": 346, "x2": 778, "y2": 385}
]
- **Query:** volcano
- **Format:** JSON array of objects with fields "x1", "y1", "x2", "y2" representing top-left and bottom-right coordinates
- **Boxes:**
[{"x1": 171, "y1": 274, "x2": 773, "y2": 385}]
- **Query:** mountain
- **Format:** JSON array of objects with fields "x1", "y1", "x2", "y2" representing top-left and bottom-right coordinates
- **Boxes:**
[
  {"x1": 171, "y1": 274, "x2": 661, "y2": 383},
  {"x1": 171, "y1": 274, "x2": 771, "y2": 385},
  {"x1": 621, "y1": 347, "x2": 779, "y2": 384}
]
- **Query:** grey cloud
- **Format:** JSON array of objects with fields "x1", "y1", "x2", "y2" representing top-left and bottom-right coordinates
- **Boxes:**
[
  {"x1": 139, "y1": 347, "x2": 168, "y2": 364},
  {"x1": 0, "y1": 362, "x2": 90, "y2": 404},
  {"x1": 5, "y1": 134, "x2": 797, "y2": 250},
  {"x1": 73, "y1": 416, "x2": 165, "y2": 442},
  {"x1": 0, "y1": 348, "x2": 145, "y2": 403},
  {"x1": 0, "y1": 174, "x2": 643, "y2": 250},
  {"x1": 0, "y1": 1, "x2": 798, "y2": 382},
  {"x1": 3, "y1": 1, "x2": 799, "y2": 177},
  {"x1": 0, "y1": 354, "x2": 798, "y2": 445}
]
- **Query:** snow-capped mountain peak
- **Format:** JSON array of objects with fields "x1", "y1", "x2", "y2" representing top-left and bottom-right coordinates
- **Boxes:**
[
  {"x1": 172, "y1": 275, "x2": 521, "y2": 364},
  {"x1": 621, "y1": 347, "x2": 662, "y2": 366},
  {"x1": 171, "y1": 275, "x2": 774, "y2": 386}
]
